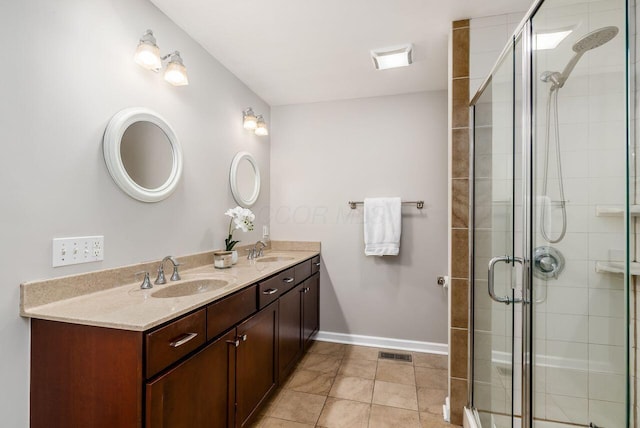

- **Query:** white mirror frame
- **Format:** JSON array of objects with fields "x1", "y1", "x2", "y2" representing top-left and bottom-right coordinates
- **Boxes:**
[
  {"x1": 229, "y1": 151, "x2": 261, "y2": 207},
  {"x1": 103, "y1": 107, "x2": 183, "y2": 203}
]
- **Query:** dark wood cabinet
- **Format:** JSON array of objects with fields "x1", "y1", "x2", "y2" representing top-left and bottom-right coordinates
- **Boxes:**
[
  {"x1": 235, "y1": 303, "x2": 279, "y2": 428},
  {"x1": 145, "y1": 329, "x2": 236, "y2": 428},
  {"x1": 30, "y1": 256, "x2": 320, "y2": 428},
  {"x1": 30, "y1": 320, "x2": 143, "y2": 428},
  {"x1": 278, "y1": 266, "x2": 320, "y2": 381},
  {"x1": 303, "y1": 272, "x2": 320, "y2": 349},
  {"x1": 278, "y1": 283, "x2": 303, "y2": 382}
]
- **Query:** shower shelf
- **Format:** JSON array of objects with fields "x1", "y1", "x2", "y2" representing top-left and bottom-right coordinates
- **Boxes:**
[
  {"x1": 595, "y1": 205, "x2": 640, "y2": 217},
  {"x1": 596, "y1": 261, "x2": 640, "y2": 275}
]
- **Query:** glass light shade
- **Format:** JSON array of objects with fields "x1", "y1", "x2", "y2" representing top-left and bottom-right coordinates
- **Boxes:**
[
  {"x1": 255, "y1": 115, "x2": 268, "y2": 136},
  {"x1": 371, "y1": 45, "x2": 413, "y2": 70},
  {"x1": 243, "y1": 108, "x2": 258, "y2": 130},
  {"x1": 163, "y1": 55, "x2": 189, "y2": 86},
  {"x1": 134, "y1": 42, "x2": 161, "y2": 71}
]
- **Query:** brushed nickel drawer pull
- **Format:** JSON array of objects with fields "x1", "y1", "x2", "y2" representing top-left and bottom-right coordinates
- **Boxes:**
[
  {"x1": 283, "y1": 277, "x2": 294, "y2": 283},
  {"x1": 314, "y1": 262, "x2": 320, "y2": 267},
  {"x1": 170, "y1": 332, "x2": 198, "y2": 348},
  {"x1": 263, "y1": 288, "x2": 278, "y2": 295}
]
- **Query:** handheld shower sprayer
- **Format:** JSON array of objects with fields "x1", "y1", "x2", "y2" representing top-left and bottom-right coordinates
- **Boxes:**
[
  {"x1": 538, "y1": 26, "x2": 618, "y2": 244},
  {"x1": 540, "y1": 26, "x2": 619, "y2": 89}
]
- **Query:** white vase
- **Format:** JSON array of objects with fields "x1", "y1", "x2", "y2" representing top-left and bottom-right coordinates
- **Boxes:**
[{"x1": 231, "y1": 250, "x2": 238, "y2": 265}]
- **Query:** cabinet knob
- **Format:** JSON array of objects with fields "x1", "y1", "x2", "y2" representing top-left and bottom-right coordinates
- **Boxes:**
[
  {"x1": 241, "y1": 334, "x2": 248, "y2": 341},
  {"x1": 302, "y1": 287, "x2": 310, "y2": 293},
  {"x1": 226, "y1": 339, "x2": 240, "y2": 347}
]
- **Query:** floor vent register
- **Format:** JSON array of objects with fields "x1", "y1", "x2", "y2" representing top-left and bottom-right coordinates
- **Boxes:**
[{"x1": 378, "y1": 351, "x2": 412, "y2": 362}]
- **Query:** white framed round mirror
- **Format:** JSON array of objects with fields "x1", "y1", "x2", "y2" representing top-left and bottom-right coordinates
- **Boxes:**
[
  {"x1": 103, "y1": 107, "x2": 183, "y2": 203},
  {"x1": 230, "y1": 151, "x2": 261, "y2": 207}
]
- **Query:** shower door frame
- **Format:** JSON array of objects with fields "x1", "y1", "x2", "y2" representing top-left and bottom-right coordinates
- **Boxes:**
[
  {"x1": 469, "y1": 19, "x2": 536, "y2": 428},
  {"x1": 469, "y1": 1, "x2": 549, "y2": 427}
]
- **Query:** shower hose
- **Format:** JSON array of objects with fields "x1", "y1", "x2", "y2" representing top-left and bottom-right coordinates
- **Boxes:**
[{"x1": 540, "y1": 86, "x2": 567, "y2": 244}]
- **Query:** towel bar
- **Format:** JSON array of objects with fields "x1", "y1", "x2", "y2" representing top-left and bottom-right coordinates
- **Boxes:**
[{"x1": 348, "y1": 200, "x2": 424, "y2": 209}]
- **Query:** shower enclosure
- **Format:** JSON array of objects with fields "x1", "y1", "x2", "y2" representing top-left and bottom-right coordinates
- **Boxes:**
[{"x1": 469, "y1": 0, "x2": 632, "y2": 427}]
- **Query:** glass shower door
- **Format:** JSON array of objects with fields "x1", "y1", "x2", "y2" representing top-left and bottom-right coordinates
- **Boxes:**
[
  {"x1": 472, "y1": 34, "x2": 524, "y2": 428},
  {"x1": 529, "y1": 0, "x2": 629, "y2": 426}
]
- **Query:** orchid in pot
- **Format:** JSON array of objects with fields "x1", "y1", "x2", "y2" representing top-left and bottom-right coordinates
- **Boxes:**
[{"x1": 224, "y1": 206, "x2": 255, "y2": 263}]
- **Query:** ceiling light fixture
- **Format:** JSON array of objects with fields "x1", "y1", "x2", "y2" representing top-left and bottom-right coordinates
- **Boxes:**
[
  {"x1": 535, "y1": 29, "x2": 573, "y2": 50},
  {"x1": 243, "y1": 108, "x2": 258, "y2": 130},
  {"x1": 371, "y1": 44, "x2": 413, "y2": 70},
  {"x1": 254, "y1": 115, "x2": 268, "y2": 136},
  {"x1": 134, "y1": 30, "x2": 189, "y2": 86}
]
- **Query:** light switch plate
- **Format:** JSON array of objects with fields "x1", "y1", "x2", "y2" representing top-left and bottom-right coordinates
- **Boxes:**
[{"x1": 52, "y1": 236, "x2": 104, "y2": 267}]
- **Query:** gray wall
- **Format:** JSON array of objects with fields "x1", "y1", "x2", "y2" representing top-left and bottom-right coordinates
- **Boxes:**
[
  {"x1": 270, "y1": 92, "x2": 449, "y2": 345},
  {"x1": 1, "y1": 1, "x2": 270, "y2": 425}
]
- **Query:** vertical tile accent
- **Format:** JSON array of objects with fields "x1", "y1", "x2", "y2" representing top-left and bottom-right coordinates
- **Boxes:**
[{"x1": 450, "y1": 19, "x2": 470, "y2": 426}]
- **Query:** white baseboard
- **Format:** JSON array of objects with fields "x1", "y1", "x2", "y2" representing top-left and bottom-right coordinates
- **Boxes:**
[{"x1": 314, "y1": 330, "x2": 448, "y2": 355}]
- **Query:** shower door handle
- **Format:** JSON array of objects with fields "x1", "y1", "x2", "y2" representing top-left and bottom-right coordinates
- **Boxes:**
[{"x1": 488, "y1": 256, "x2": 523, "y2": 305}]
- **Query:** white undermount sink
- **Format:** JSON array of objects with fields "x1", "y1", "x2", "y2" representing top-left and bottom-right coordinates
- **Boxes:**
[
  {"x1": 256, "y1": 256, "x2": 294, "y2": 263},
  {"x1": 151, "y1": 278, "x2": 229, "y2": 298}
]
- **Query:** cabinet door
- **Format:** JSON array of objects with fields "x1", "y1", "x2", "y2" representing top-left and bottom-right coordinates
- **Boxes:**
[
  {"x1": 146, "y1": 329, "x2": 236, "y2": 428},
  {"x1": 235, "y1": 303, "x2": 279, "y2": 428},
  {"x1": 278, "y1": 283, "x2": 303, "y2": 382},
  {"x1": 302, "y1": 273, "x2": 320, "y2": 349}
]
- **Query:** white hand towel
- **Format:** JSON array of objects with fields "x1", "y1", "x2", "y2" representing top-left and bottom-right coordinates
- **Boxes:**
[{"x1": 364, "y1": 197, "x2": 402, "y2": 256}]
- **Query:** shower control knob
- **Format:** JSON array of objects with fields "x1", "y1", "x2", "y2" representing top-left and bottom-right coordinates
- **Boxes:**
[
  {"x1": 533, "y1": 246, "x2": 565, "y2": 280},
  {"x1": 538, "y1": 256, "x2": 556, "y2": 273}
]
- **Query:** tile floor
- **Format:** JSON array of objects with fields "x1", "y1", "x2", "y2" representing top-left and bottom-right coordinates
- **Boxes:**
[{"x1": 251, "y1": 341, "x2": 460, "y2": 428}]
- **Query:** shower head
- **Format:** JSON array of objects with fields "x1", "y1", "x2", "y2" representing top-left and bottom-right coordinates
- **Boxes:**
[
  {"x1": 572, "y1": 26, "x2": 618, "y2": 53},
  {"x1": 540, "y1": 25, "x2": 619, "y2": 89}
]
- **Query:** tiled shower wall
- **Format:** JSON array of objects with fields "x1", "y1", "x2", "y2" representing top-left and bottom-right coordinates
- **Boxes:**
[{"x1": 449, "y1": 19, "x2": 470, "y2": 427}]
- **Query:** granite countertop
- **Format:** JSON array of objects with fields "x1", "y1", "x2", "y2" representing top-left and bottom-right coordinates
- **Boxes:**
[{"x1": 21, "y1": 242, "x2": 320, "y2": 332}]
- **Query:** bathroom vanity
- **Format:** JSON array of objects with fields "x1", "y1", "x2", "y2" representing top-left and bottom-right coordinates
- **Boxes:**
[{"x1": 21, "y1": 244, "x2": 320, "y2": 428}]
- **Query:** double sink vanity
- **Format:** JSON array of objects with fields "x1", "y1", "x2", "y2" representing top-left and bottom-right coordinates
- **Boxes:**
[{"x1": 21, "y1": 241, "x2": 321, "y2": 428}]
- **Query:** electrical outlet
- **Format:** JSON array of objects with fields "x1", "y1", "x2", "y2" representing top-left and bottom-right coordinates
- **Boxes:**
[
  {"x1": 262, "y1": 225, "x2": 269, "y2": 239},
  {"x1": 52, "y1": 236, "x2": 104, "y2": 267}
]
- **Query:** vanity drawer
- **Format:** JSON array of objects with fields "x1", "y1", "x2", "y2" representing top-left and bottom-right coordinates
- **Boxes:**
[
  {"x1": 294, "y1": 259, "x2": 312, "y2": 284},
  {"x1": 258, "y1": 268, "x2": 295, "y2": 308},
  {"x1": 146, "y1": 309, "x2": 206, "y2": 378},
  {"x1": 207, "y1": 284, "x2": 257, "y2": 340},
  {"x1": 311, "y1": 256, "x2": 321, "y2": 275}
]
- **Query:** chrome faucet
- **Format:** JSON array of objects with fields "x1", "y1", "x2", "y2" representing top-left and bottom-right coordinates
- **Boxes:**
[
  {"x1": 247, "y1": 240, "x2": 267, "y2": 260},
  {"x1": 155, "y1": 256, "x2": 181, "y2": 285},
  {"x1": 137, "y1": 271, "x2": 152, "y2": 289}
]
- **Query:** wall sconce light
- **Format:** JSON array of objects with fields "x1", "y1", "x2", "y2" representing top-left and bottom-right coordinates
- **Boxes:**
[
  {"x1": 134, "y1": 30, "x2": 162, "y2": 71},
  {"x1": 255, "y1": 115, "x2": 268, "y2": 136},
  {"x1": 243, "y1": 108, "x2": 258, "y2": 130},
  {"x1": 242, "y1": 108, "x2": 268, "y2": 136},
  {"x1": 371, "y1": 44, "x2": 413, "y2": 70},
  {"x1": 163, "y1": 51, "x2": 189, "y2": 86},
  {"x1": 134, "y1": 30, "x2": 189, "y2": 86}
]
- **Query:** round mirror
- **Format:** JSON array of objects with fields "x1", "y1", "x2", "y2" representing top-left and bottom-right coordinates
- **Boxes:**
[
  {"x1": 103, "y1": 107, "x2": 183, "y2": 202},
  {"x1": 230, "y1": 151, "x2": 260, "y2": 207}
]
